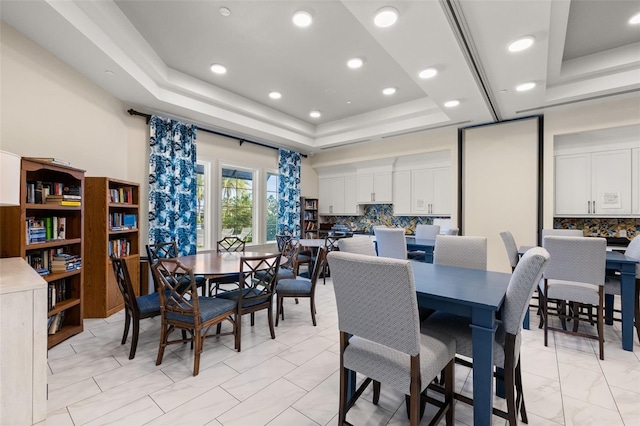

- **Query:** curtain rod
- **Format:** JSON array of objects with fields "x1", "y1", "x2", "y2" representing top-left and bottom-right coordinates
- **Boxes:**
[{"x1": 127, "y1": 109, "x2": 307, "y2": 158}]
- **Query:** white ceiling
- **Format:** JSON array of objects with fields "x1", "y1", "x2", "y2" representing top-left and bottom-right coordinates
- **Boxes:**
[{"x1": 1, "y1": 0, "x2": 639, "y2": 154}]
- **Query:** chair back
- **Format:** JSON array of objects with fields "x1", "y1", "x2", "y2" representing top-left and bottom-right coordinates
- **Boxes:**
[
  {"x1": 217, "y1": 236, "x2": 246, "y2": 252},
  {"x1": 324, "y1": 235, "x2": 343, "y2": 253},
  {"x1": 541, "y1": 228, "x2": 583, "y2": 238},
  {"x1": 111, "y1": 254, "x2": 143, "y2": 316},
  {"x1": 146, "y1": 242, "x2": 178, "y2": 263},
  {"x1": 434, "y1": 235, "x2": 487, "y2": 270},
  {"x1": 415, "y1": 224, "x2": 440, "y2": 240},
  {"x1": 238, "y1": 253, "x2": 281, "y2": 307},
  {"x1": 280, "y1": 240, "x2": 301, "y2": 273},
  {"x1": 276, "y1": 233, "x2": 293, "y2": 252},
  {"x1": 338, "y1": 237, "x2": 376, "y2": 256},
  {"x1": 151, "y1": 258, "x2": 202, "y2": 324},
  {"x1": 309, "y1": 246, "x2": 327, "y2": 286},
  {"x1": 542, "y1": 236, "x2": 606, "y2": 285},
  {"x1": 238, "y1": 227, "x2": 252, "y2": 241},
  {"x1": 328, "y1": 251, "x2": 420, "y2": 356},
  {"x1": 624, "y1": 237, "x2": 640, "y2": 278},
  {"x1": 374, "y1": 227, "x2": 407, "y2": 259},
  {"x1": 499, "y1": 230, "x2": 519, "y2": 269},
  {"x1": 446, "y1": 227, "x2": 459, "y2": 235},
  {"x1": 502, "y1": 247, "x2": 550, "y2": 336},
  {"x1": 221, "y1": 228, "x2": 235, "y2": 237}
]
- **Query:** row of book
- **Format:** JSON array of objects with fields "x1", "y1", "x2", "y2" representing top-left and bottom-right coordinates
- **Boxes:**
[
  {"x1": 48, "y1": 311, "x2": 66, "y2": 335},
  {"x1": 48, "y1": 278, "x2": 70, "y2": 311},
  {"x1": 304, "y1": 200, "x2": 317, "y2": 209},
  {"x1": 303, "y1": 211, "x2": 317, "y2": 220},
  {"x1": 26, "y1": 181, "x2": 80, "y2": 204},
  {"x1": 26, "y1": 216, "x2": 67, "y2": 244},
  {"x1": 45, "y1": 194, "x2": 81, "y2": 207},
  {"x1": 108, "y1": 238, "x2": 132, "y2": 257},
  {"x1": 109, "y1": 187, "x2": 135, "y2": 204},
  {"x1": 26, "y1": 249, "x2": 81, "y2": 276},
  {"x1": 109, "y1": 213, "x2": 138, "y2": 231},
  {"x1": 305, "y1": 221, "x2": 317, "y2": 230}
]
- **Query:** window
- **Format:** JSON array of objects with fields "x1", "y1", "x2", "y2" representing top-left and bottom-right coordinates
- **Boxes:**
[
  {"x1": 266, "y1": 172, "x2": 278, "y2": 242},
  {"x1": 195, "y1": 162, "x2": 208, "y2": 249},
  {"x1": 221, "y1": 167, "x2": 253, "y2": 243}
]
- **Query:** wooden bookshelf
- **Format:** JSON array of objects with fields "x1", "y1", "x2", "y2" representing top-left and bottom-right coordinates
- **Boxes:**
[
  {"x1": 0, "y1": 158, "x2": 85, "y2": 349},
  {"x1": 84, "y1": 177, "x2": 140, "y2": 318},
  {"x1": 300, "y1": 197, "x2": 319, "y2": 238}
]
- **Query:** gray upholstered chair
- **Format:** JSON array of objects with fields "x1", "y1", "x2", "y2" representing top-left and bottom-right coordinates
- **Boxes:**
[
  {"x1": 541, "y1": 228, "x2": 583, "y2": 238},
  {"x1": 433, "y1": 235, "x2": 487, "y2": 270},
  {"x1": 422, "y1": 247, "x2": 550, "y2": 426},
  {"x1": 446, "y1": 227, "x2": 459, "y2": 236},
  {"x1": 540, "y1": 236, "x2": 606, "y2": 359},
  {"x1": 327, "y1": 251, "x2": 456, "y2": 425},
  {"x1": 374, "y1": 227, "x2": 407, "y2": 259},
  {"x1": 337, "y1": 237, "x2": 377, "y2": 256},
  {"x1": 604, "y1": 237, "x2": 640, "y2": 342},
  {"x1": 500, "y1": 230, "x2": 520, "y2": 272},
  {"x1": 409, "y1": 224, "x2": 441, "y2": 261}
]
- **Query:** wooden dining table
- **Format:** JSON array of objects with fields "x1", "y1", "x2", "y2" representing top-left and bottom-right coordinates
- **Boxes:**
[{"x1": 177, "y1": 251, "x2": 281, "y2": 279}]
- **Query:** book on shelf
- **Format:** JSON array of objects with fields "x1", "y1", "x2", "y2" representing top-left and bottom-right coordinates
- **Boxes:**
[
  {"x1": 47, "y1": 199, "x2": 81, "y2": 206},
  {"x1": 109, "y1": 186, "x2": 134, "y2": 204},
  {"x1": 62, "y1": 185, "x2": 81, "y2": 196},
  {"x1": 46, "y1": 194, "x2": 81, "y2": 201},
  {"x1": 48, "y1": 311, "x2": 65, "y2": 335}
]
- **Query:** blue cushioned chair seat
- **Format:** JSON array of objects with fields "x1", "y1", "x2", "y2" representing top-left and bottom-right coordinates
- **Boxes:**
[
  {"x1": 255, "y1": 269, "x2": 294, "y2": 280},
  {"x1": 277, "y1": 279, "x2": 312, "y2": 295},
  {"x1": 165, "y1": 297, "x2": 237, "y2": 323},
  {"x1": 136, "y1": 292, "x2": 161, "y2": 315},
  {"x1": 297, "y1": 254, "x2": 311, "y2": 263},
  {"x1": 217, "y1": 287, "x2": 269, "y2": 307}
]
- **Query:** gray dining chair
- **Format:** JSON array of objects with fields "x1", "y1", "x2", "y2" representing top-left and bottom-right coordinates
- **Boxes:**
[
  {"x1": 337, "y1": 237, "x2": 377, "y2": 256},
  {"x1": 540, "y1": 236, "x2": 607, "y2": 359},
  {"x1": 500, "y1": 230, "x2": 520, "y2": 271},
  {"x1": 446, "y1": 227, "x2": 459, "y2": 236},
  {"x1": 604, "y1": 236, "x2": 640, "y2": 342},
  {"x1": 327, "y1": 251, "x2": 456, "y2": 425},
  {"x1": 409, "y1": 224, "x2": 441, "y2": 261},
  {"x1": 422, "y1": 247, "x2": 550, "y2": 426},
  {"x1": 374, "y1": 227, "x2": 407, "y2": 259},
  {"x1": 541, "y1": 228, "x2": 583, "y2": 238},
  {"x1": 433, "y1": 235, "x2": 487, "y2": 270}
]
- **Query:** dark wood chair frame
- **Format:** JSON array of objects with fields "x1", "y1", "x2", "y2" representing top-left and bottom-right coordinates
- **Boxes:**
[
  {"x1": 276, "y1": 246, "x2": 325, "y2": 327},
  {"x1": 207, "y1": 236, "x2": 246, "y2": 297},
  {"x1": 217, "y1": 236, "x2": 246, "y2": 253},
  {"x1": 110, "y1": 254, "x2": 160, "y2": 360},
  {"x1": 151, "y1": 258, "x2": 238, "y2": 376}
]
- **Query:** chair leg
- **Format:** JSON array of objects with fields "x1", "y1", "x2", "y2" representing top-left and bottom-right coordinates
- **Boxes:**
[
  {"x1": 156, "y1": 323, "x2": 169, "y2": 366},
  {"x1": 572, "y1": 302, "x2": 581, "y2": 333},
  {"x1": 372, "y1": 380, "x2": 381, "y2": 405},
  {"x1": 193, "y1": 328, "x2": 202, "y2": 376},
  {"x1": 268, "y1": 305, "x2": 276, "y2": 339},
  {"x1": 444, "y1": 359, "x2": 455, "y2": 425},
  {"x1": 122, "y1": 311, "x2": 131, "y2": 345},
  {"x1": 598, "y1": 294, "x2": 605, "y2": 360},
  {"x1": 276, "y1": 296, "x2": 282, "y2": 326},
  {"x1": 338, "y1": 365, "x2": 348, "y2": 425},
  {"x1": 542, "y1": 292, "x2": 549, "y2": 347},
  {"x1": 635, "y1": 280, "x2": 640, "y2": 343},
  {"x1": 236, "y1": 314, "x2": 242, "y2": 352},
  {"x1": 310, "y1": 295, "x2": 317, "y2": 326},
  {"x1": 515, "y1": 359, "x2": 528, "y2": 424},
  {"x1": 505, "y1": 364, "x2": 517, "y2": 426},
  {"x1": 129, "y1": 318, "x2": 140, "y2": 360},
  {"x1": 251, "y1": 312, "x2": 255, "y2": 327}
]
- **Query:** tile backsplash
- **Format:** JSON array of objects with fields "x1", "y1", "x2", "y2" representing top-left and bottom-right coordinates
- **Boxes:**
[
  {"x1": 553, "y1": 217, "x2": 639, "y2": 240},
  {"x1": 322, "y1": 204, "x2": 449, "y2": 234}
]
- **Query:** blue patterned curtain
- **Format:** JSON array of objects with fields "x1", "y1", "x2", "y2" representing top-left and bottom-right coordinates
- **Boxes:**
[
  {"x1": 277, "y1": 149, "x2": 301, "y2": 237},
  {"x1": 148, "y1": 116, "x2": 197, "y2": 256}
]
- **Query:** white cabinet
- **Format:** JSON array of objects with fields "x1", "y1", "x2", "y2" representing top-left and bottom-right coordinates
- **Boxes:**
[
  {"x1": 633, "y1": 148, "x2": 640, "y2": 215},
  {"x1": 555, "y1": 149, "x2": 632, "y2": 216},
  {"x1": 393, "y1": 171, "x2": 412, "y2": 215},
  {"x1": 357, "y1": 171, "x2": 392, "y2": 204},
  {"x1": 411, "y1": 167, "x2": 452, "y2": 215},
  {"x1": 319, "y1": 175, "x2": 359, "y2": 215}
]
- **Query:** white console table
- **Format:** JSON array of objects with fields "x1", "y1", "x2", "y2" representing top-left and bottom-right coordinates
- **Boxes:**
[{"x1": 0, "y1": 257, "x2": 47, "y2": 425}]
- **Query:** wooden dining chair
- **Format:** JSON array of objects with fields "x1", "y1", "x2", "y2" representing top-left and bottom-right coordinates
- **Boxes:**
[
  {"x1": 208, "y1": 236, "x2": 246, "y2": 296},
  {"x1": 151, "y1": 258, "x2": 238, "y2": 375},
  {"x1": 276, "y1": 247, "x2": 325, "y2": 326},
  {"x1": 110, "y1": 254, "x2": 162, "y2": 360},
  {"x1": 146, "y1": 242, "x2": 206, "y2": 292},
  {"x1": 217, "y1": 252, "x2": 281, "y2": 351}
]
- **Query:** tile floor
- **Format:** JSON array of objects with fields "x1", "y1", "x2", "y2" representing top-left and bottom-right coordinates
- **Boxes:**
[{"x1": 41, "y1": 278, "x2": 640, "y2": 426}]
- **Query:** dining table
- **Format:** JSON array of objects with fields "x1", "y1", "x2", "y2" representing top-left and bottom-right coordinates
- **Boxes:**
[
  {"x1": 177, "y1": 251, "x2": 281, "y2": 282},
  {"x1": 413, "y1": 261, "x2": 511, "y2": 425},
  {"x1": 519, "y1": 246, "x2": 638, "y2": 351}
]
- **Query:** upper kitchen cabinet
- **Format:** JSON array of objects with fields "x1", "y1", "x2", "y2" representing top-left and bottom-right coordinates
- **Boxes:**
[
  {"x1": 411, "y1": 167, "x2": 452, "y2": 215},
  {"x1": 318, "y1": 174, "x2": 359, "y2": 215},
  {"x1": 356, "y1": 168, "x2": 392, "y2": 204},
  {"x1": 554, "y1": 125, "x2": 640, "y2": 217}
]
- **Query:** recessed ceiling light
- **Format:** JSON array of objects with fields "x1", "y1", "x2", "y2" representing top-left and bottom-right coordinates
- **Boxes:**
[
  {"x1": 516, "y1": 82, "x2": 536, "y2": 91},
  {"x1": 508, "y1": 36, "x2": 535, "y2": 52},
  {"x1": 347, "y1": 100, "x2": 352, "y2": 104},
  {"x1": 309, "y1": 110, "x2": 321, "y2": 118},
  {"x1": 419, "y1": 67, "x2": 438, "y2": 79},
  {"x1": 210, "y1": 64, "x2": 227, "y2": 74},
  {"x1": 219, "y1": 7, "x2": 231, "y2": 17},
  {"x1": 382, "y1": 87, "x2": 396, "y2": 95},
  {"x1": 374, "y1": 7, "x2": 398, "y2": 28},
  {"x1": 105, "y1": 70, "x2": 114, "y2": 76},
  {"x1": 629, "y1": 12, "x2": 640, "y2": 25},
  {"x1": 293, "y1": 10, "x2": 312, "y2": 27},
  {"x1": 444, "y1": 100, "x2": 460, "y2": 108},
  {"x1": 269, "y1": 91, "x2": 282, "y2": 100},
  {"x1": 347, "y1": 58, "x2": 364, "y2": 69}
]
